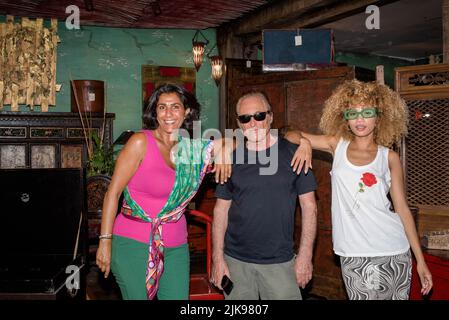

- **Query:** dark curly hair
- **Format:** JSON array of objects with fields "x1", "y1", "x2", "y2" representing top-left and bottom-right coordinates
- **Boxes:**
[{"x1": 142, "y1": 83, "x2": 201, "y2": 135}]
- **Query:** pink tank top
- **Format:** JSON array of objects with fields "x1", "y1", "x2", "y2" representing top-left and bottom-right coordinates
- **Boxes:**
[{"x1": 112, "y1": 130, "x2": 187, "y2": 247}]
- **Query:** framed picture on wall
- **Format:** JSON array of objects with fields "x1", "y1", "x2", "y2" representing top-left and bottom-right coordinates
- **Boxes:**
[{"x1": 141, "y1": 65, "x2": 196, "y2": 111}]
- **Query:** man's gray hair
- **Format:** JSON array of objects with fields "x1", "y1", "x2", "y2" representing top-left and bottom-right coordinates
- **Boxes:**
[{"x1": 236, "y1": 91, "x2": 272, "y2": 114}]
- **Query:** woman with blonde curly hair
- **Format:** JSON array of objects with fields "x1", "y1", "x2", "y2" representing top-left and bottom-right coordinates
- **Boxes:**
[{"x1": 287, "y1": 79, "x2": 432, "y2": 300}]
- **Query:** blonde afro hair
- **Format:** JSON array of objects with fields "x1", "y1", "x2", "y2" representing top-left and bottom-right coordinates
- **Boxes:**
[{"x1": 319, "y1": 79, "x2": 408, "y2": 147}]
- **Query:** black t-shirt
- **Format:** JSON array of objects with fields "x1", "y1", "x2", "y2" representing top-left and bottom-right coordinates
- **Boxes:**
[{"x1": 215, "y1": 138, "x2": 317, "y2": 264}]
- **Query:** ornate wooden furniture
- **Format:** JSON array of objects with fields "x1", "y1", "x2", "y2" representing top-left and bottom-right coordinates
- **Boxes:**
[
  {"x1": 395, "y1": 64, "x2": 449, "y2": 235},
  {"x1": 0, "y1": 111, "x2": 115, "y2": 264},
  {"x1": 0, "y1": 168, "x2": 87, "y2": 300},
  {"x1": 0, "y1": 112, "x2": 114, "y2": 169}
]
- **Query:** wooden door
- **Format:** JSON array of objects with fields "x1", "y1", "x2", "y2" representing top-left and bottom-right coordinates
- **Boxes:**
[{"x1": 225, "y1": 59, "x2": 354, "y2": 299}]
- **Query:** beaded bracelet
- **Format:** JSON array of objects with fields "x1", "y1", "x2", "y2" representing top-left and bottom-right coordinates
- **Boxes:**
[{"x1": 99, "y1": 233, "x2": 113, "y2": 240}]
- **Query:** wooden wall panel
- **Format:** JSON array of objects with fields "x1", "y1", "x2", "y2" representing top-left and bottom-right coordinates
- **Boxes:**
[{"x1": 286, "y1": 76, "x2": 349, "y2": 299}]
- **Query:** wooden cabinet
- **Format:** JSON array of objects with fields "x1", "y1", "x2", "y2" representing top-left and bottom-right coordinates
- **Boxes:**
[
  {"x1": 223, "y1": 59, "x2": 355, "y2": 299},
  {"x1": 0, "y1": 111, "x2": 115, "y2": 264},
  {"x1": 0, "y1": 112, "x2": 115, "y2": 169}
]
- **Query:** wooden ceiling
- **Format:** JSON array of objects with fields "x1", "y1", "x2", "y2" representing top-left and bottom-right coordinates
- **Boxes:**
[
  {"x1": 0, "y1": 0, "x2": 270, "y2": 29},
  {"x1": 0, "y1": 0, "x2": 443, "y2": 60}
]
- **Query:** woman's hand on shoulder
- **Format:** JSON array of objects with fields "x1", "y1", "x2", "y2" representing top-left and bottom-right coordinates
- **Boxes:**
[
  {"x1": 291, "y1": 137, "x2": 312, "y2": 174},
  {"x1": 286, "y1": 131, "x2": 337, "y2": 175},
  {"x1": 211, "y1": 138, "x2": 233, "y2": 184}
]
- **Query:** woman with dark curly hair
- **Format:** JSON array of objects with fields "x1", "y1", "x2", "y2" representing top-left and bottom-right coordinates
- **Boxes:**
[
  {"x1": 287, "y1": 79, "x2": 432, "y2": 300},
  {"x1": 96, "y1": 83, "x2": 231, "y2": 300}
]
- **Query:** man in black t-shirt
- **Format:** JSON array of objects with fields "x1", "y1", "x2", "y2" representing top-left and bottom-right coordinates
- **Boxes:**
[{"x1": 212, "y1": 91, "x2": 318, "y2": 300}]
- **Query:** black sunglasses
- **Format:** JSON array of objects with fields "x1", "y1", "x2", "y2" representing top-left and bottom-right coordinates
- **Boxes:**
[{"x1": 236, "y1": 111, "x2": 271, "y2": 124}]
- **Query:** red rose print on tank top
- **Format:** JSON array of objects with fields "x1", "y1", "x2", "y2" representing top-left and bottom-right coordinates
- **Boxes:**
[{"x1": 347, "y1": 172, "x2": 378, "y2": 217}]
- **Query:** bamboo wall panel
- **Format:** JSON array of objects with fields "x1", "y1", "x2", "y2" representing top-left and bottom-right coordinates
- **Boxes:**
[{"x1": 0, "y1": 16, "x2": 58, "y2": 111}]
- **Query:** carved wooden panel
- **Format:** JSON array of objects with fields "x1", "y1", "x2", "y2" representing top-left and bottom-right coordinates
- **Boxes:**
[
  {"x1": 0, "y1": 127, "x2": 26, "y2": 138},
  {"x1": 0, "y1": 112, "x2": 114, "y2": 169},
  {"x1": 395, "y1": 63, "x2": 449, "y2": 97},
  {"x1": 61, "y1": 145, "x2": 83, "y2": 168},
  {"x1": 0, "y1": 144, "x2": 26, "y2": 168},
  {"x1": 396, "y1": 63, "x2": 449, "y2": 236},
  {"x1": 31, "y1": 144, "x2": 56, "y2": 168}
]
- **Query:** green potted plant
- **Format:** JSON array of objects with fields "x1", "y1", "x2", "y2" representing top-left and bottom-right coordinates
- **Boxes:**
[{"x1": 86, "y1": 130, "x2": 115, "y2": 177}]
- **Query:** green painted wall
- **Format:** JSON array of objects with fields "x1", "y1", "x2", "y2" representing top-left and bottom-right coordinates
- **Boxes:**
[
  {"x1": 4, "y1": 17, "x2": 219, "y2": 141},
  {"x1": 335, "y1": 51, "x2": 416, "y2": 87},
  {"x1": 57, "y1": 25, "x2": 219, "y2": 141}
]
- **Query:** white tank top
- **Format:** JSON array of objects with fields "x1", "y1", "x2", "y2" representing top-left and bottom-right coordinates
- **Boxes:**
[{"x1": 331, "y1": 139, "x2": 410, "y2": 257}]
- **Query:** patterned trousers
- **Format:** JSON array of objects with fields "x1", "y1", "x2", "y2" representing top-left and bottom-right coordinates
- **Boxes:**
[{"x1": 340, "y1": 250, "x2": 412, "y2": 300}]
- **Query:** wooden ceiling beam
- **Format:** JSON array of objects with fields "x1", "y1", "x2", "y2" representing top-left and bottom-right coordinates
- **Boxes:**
[
  {"x1": 233, "y1": 0, "x2": 335, "y2": 36},
  {"x1": 232, "y1": 0, "x2": 399, "y2": 42}
]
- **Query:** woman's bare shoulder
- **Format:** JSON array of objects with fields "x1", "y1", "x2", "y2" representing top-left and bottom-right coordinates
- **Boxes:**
[
  {"x1": 127, "y1": 131, "x2": 147, "y2": 144},
  {"x1": 120, "y1": 131, "x2": 148, "y2": 155}
]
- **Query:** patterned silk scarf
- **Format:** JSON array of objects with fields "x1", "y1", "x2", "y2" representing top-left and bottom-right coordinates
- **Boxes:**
[{"x1": 120, "y1": 137, "x2": 213, "y2": 299}]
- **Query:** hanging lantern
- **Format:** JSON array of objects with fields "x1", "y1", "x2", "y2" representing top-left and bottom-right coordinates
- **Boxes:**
[
  {"x1": 192, "y1": 30, "x2": 209, "y2": 72},
  {"x1": 192, "y1": 42, "x2": 206, "y2": 71},
  {"x1": 209, "y1": 55, "x2": 223, "y2": 86}
]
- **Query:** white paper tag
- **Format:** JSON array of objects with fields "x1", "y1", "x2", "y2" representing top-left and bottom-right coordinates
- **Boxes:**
[
  {"x1": 246, "y1": 60, "x2": 251, "y2": 68},
  {"x1": 295, "y1": 35, "x2": 302, "y2": 46},
  {"x1": 88, "y1": 92, "x2": 96, "y2": 102}
]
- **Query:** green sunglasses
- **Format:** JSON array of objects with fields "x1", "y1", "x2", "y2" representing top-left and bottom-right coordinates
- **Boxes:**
[{"x1": 343, "y1": 108, "x2": 378, "y2": 120}]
